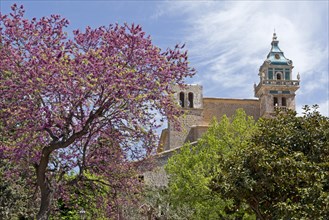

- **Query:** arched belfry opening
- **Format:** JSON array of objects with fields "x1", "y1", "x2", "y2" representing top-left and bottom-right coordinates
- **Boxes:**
[
  {"x1": 179, "y1": 92, "x2": 185, "y2": 108},
  {"x1": 282, "y1": 97, "x2": 287, "y2": 106},
  {"x1": 188, "y1": 92, "x2": 194, "y2": 108}
]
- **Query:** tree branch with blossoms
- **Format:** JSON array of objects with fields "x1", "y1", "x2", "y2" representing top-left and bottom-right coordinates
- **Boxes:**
[{"x1": 0, "y1": 4, "x2": 195, "y2": 219}]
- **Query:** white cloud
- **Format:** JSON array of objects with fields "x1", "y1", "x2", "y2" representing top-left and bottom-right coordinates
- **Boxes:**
[
  {"x1": 318, "y1": 99, "x2": 329, "y2": 117},
  {"x1": 155, "y1": 1, "x2": 329, "y2": 105}
]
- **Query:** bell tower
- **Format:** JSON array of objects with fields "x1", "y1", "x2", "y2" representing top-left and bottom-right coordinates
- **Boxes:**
[
  {"x1": 255, "y1": 33, "x2": 300, "y2": 117},
  {"x1": 158, "y1": 84, "x2": 203, "y2": 152}
]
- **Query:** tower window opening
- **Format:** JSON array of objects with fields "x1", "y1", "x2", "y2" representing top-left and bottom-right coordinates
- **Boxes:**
[
  {"x1": 282, "y1": 97, "x2": 287, "y2": 106},
  {"x1": 273, "y1": 97, "x2": 278, "y2": 106},
  {"x1": 276, "y1": 73, "x2": 282, "y2": 80},
  {"x1": 188, "y1": 92, "x2": 194, "y2": 108},
  {"x1": 179, "y1": 92, "x2": 185, "y2": 108}
]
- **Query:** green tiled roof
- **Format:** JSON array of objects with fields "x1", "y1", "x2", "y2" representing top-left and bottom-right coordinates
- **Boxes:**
[{"x1": 265, "y1": 33, "x2": 292, "y2": 65}]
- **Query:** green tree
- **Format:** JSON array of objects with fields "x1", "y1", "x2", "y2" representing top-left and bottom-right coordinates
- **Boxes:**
[
  {"x1": 166, "y1": 106, "x2": 328, "y2": 219},
  {"x1": 166, "y1": 109, "x2": 257, "y2": 220},
  {"x1": 51, "y1": 172, "x2": 113, "y2": 220},
  {"x1": 223, "y1": 106, "x2": 329, "y2": 219},
  {"x1": 0, "y1": 122, "x2": 38, "y2": 219},
  {"x1": 0, "y1": 159, "x2": 38, "y2": 219}
]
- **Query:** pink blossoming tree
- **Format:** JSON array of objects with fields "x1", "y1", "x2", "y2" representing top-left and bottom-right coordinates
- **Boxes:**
[{"x1": 0, "y1": 5, "x2": 195, "y2": 219}]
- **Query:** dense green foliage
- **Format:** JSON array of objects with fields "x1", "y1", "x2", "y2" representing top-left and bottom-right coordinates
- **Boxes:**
[
  {"x1": 0, "y1": 122, "x2": 38, "y2": 219},
  {"x1": 0, "y1": 160, "x2": 38, "y2": 220},
  {"x1": 166, "y1": 109, "x2": 256, "y2": 219},
  {"x1": 231, "y1": 106, "x2": 329, "y2": 219},
  {"x1": 52, "y1": 173, "x2": 110, "y2": 220},
  {"x1": 166, "y1": 107, "x2": 329, "y2": 219}
]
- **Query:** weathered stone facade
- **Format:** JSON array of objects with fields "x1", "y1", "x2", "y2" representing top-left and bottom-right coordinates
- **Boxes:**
[
  {"x1": 159, "y1": 95, "x2": 261, "y2": 152},
  {"x1": 147, "y1": 33, "x2": 300, "y2": 186}
]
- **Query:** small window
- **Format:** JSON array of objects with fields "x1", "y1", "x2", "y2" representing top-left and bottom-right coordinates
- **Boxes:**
[
  {"x1": 188, "y1": 92, "x2": 194, "y2": 108},
  {"x1": 276, "y1": 73, "x2": 282, "y2": 80},
  {"x1": 273, "y1": 97, "x2": 278, "y2": 106},
  {"x1": 282, "y1": 97, "x2": 287, "y2": 106},
  {"x1": 179, "y1": 92, "x2": 185, "y2": 108}
]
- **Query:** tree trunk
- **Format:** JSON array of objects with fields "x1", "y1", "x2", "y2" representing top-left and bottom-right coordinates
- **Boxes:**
[
  {"x1": 36, "y1": 147, "x2": 52, "y2": 220},
  {"x1": 249, "y1": 198, "x2": 267, "y2": 220},
  {"x1": 36, "y1": 186, "x2": 52, "y2": 220},
  {"x1": 147, "y1": 207, "x2": 154, "y2": 220}
]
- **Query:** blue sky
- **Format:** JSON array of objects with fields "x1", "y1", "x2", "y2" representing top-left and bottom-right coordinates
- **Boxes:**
[{"x1": 1, "y1": 1, "x2": 328, "y2": 116}]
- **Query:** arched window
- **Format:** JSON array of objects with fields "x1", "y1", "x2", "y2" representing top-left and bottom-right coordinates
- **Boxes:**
[
  {"x1": 276, "y1": 73, "x2": 282, "y2": 80},
  {"x1": 273, "y1": 97, "x2": 278, "y2": 106},
  {"x1": 188, "y1": 92, "x2": 194, "y2": 108},
  {"x1": 179, "y1": 92, "x2": 185, "y2": 108},
  {"x1": 282, "y1": 97, "x2": 287, "y2": 106}
]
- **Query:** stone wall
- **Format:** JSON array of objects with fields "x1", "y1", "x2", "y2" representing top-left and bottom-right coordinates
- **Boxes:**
[
  {"x1": 202, "y1": 98, "x2": 260, "y2": 123},
  {"x1": 161, "y1": 97, "x2": 260, "y2": 151},
  {"x1": 168, "y1": 108, "x2": 203, "y2": 150},
  {"x1": 143, "y1": 149, "x2": 176, "y2": 187}
]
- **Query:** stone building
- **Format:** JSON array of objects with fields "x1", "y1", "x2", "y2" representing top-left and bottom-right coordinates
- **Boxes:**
[{"x1": 144, "y1": 33, "x2": 300, "y2": 186}]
